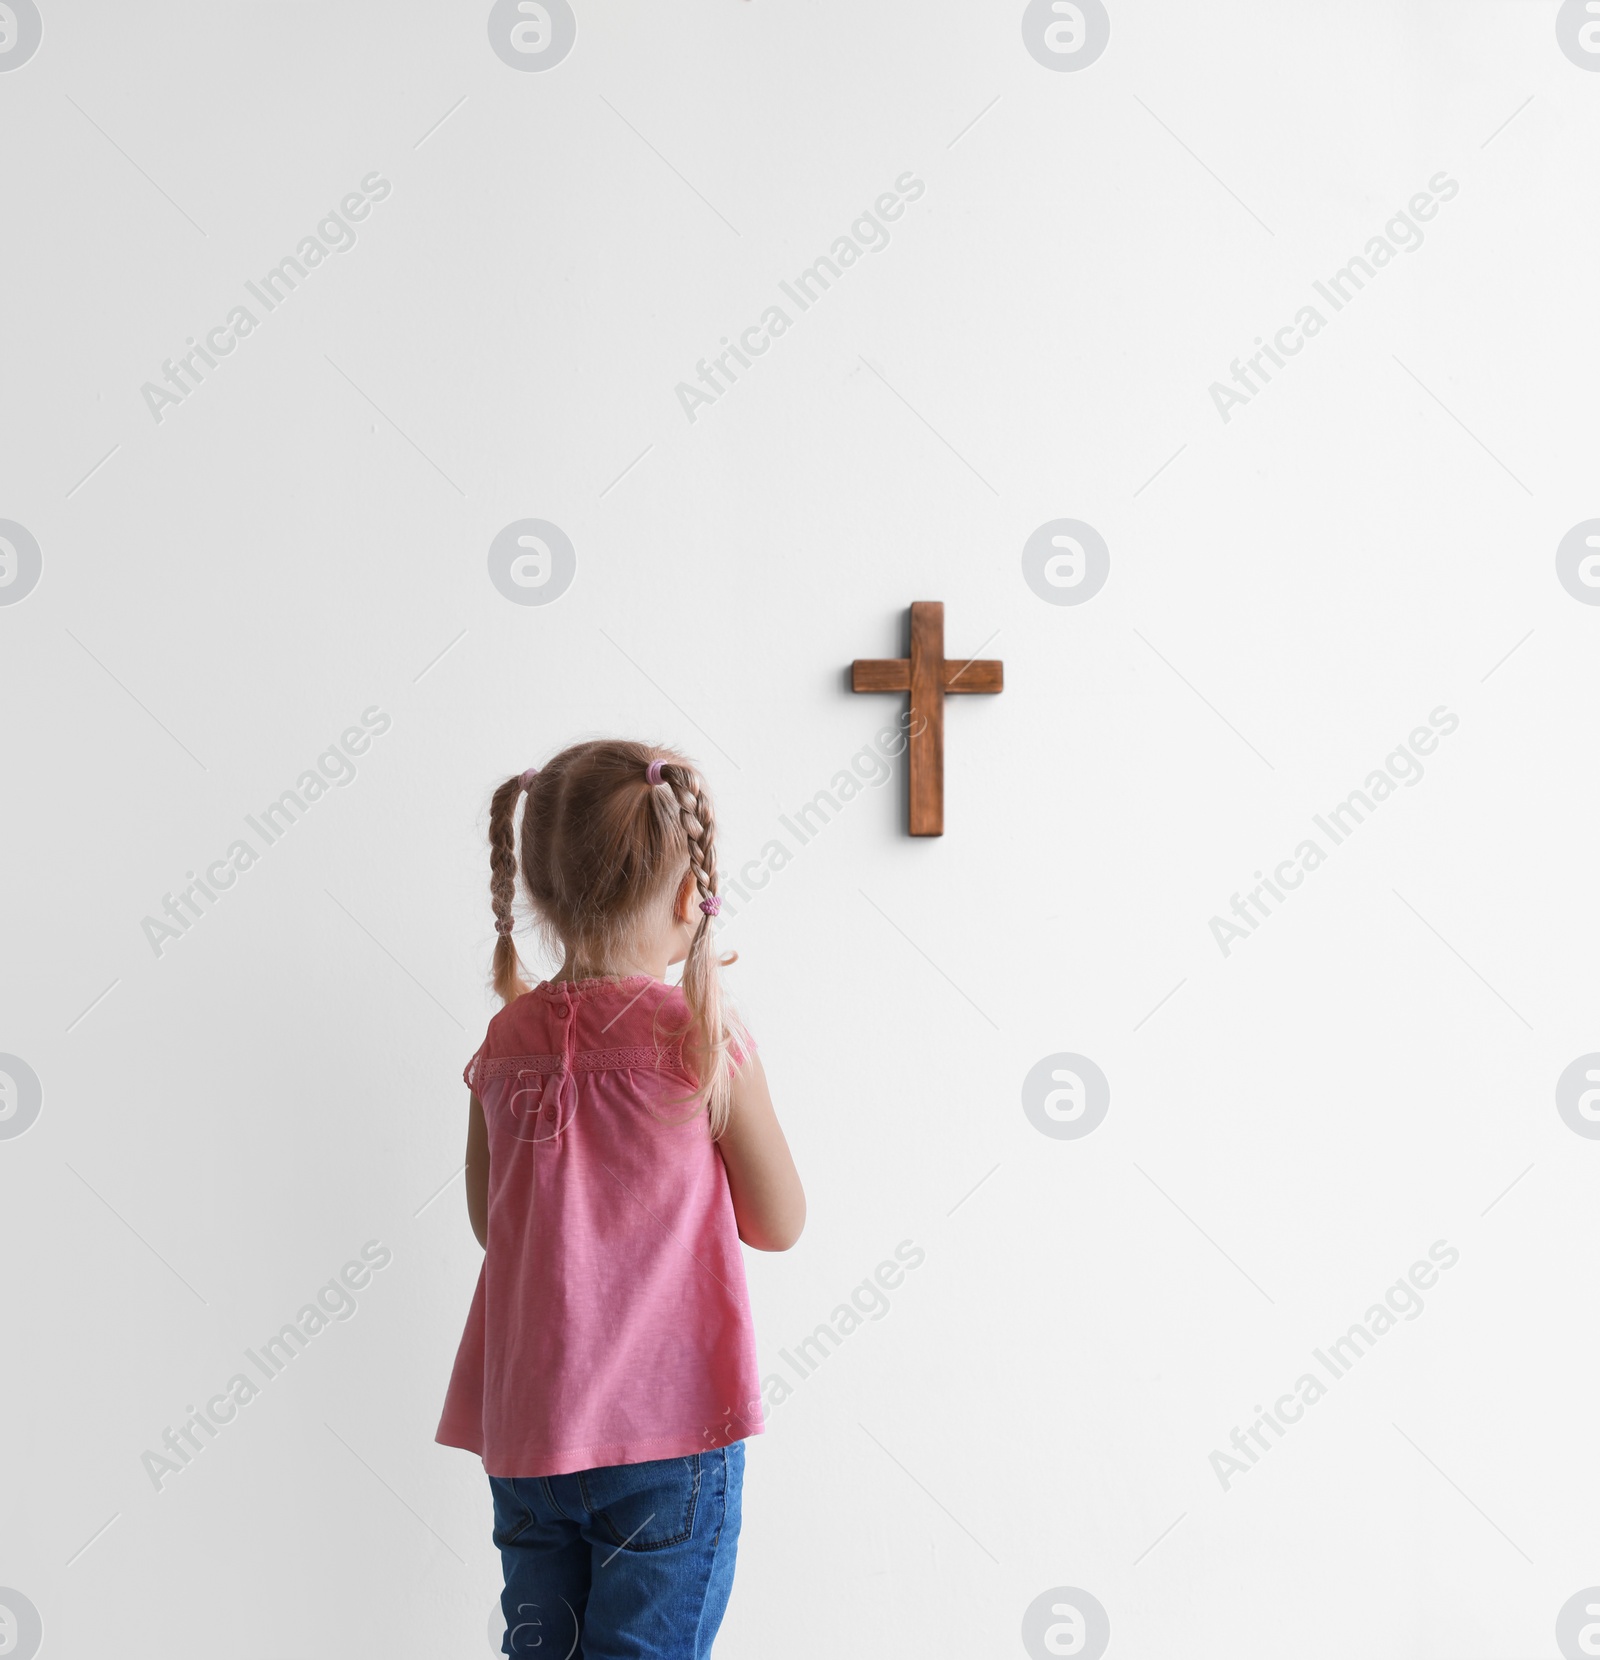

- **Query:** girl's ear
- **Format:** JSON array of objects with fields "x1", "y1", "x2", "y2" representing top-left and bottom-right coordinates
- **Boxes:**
[{"x1": 676, "y1": 869, "x2": 698, "y2": 924}]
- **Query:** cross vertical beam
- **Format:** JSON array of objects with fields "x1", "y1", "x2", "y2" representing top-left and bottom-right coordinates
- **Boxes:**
[{"x1": 908, "y1": 600, "x2": 944, "y2": 836}]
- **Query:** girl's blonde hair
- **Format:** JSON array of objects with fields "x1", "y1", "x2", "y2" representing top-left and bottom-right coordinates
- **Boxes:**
[{"x1": 486, "y1": 740, "x2": 741, "y2": 1137}]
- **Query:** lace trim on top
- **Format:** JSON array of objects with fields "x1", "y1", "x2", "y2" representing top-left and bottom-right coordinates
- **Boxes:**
[{"x1": 473, "y1": 1042, "x2": 687, "y2": 1084}]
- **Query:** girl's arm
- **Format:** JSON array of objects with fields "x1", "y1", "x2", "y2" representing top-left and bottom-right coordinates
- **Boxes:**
[
  {"x1": 465, "y1": 1093, "x2": 489, "y2": 1249},
  {"x1": 717, "y1": 1052, "x2": 805, "y2": 1251}
]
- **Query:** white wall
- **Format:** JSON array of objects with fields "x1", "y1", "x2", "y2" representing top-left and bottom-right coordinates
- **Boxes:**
[{"x1": 3, "y1": 3, "x2": 1599, "y2": 1656}]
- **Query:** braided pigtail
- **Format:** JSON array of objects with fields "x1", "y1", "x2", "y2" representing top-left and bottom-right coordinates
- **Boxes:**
[
  {"x1": 488, "y1": 773, "x2": 531, "y2": 1004},
  {"x1": 660, "y1": 761, "x2": 738, "y2": 1137}
]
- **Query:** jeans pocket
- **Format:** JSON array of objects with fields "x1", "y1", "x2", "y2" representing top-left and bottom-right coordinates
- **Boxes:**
[
  {"x1": 488, "y1": 1475, "x2": 537, "y2": 1549},
  {"x1": 577, "y1": 1454, "x2": 701, "y2": 1551}
]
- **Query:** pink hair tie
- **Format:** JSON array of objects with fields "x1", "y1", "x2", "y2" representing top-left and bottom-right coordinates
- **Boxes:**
[
  {"x1": 699, "y1": 895, "x2": 721, "y2": 916},
  {"x1": 646, "y1": 759, "x2": 666, "y2": 785},
  {"x1": 495, "y1": 915, "x2": 515, "y2": 936},
  {"x1": 519, "y1": 767, "x2": 539, "y2": 790}
]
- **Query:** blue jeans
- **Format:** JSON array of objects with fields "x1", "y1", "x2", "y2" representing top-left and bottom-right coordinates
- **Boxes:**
[{"x1": 489, "y1": 1441, "x2": 744, "y2": 1659}]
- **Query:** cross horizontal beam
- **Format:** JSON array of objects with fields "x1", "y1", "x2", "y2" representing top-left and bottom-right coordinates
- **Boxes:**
[{"x1": 851, "y1": 660, "x2": 1004, "y2": 695}]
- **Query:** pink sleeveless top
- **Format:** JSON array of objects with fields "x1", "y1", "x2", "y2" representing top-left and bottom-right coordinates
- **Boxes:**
[{"x1": 435, "y1": 975, "x2": 764, "y2": 1477}]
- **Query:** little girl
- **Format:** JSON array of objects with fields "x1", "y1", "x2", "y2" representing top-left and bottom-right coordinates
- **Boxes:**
[{"x1": 436, "y1": 740, "x2": 805, "y2": 1660}]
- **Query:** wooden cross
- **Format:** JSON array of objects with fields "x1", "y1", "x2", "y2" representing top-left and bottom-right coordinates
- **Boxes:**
[{"x1": 851, "y1": 601, "x2": 1003, "y2": 836}]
